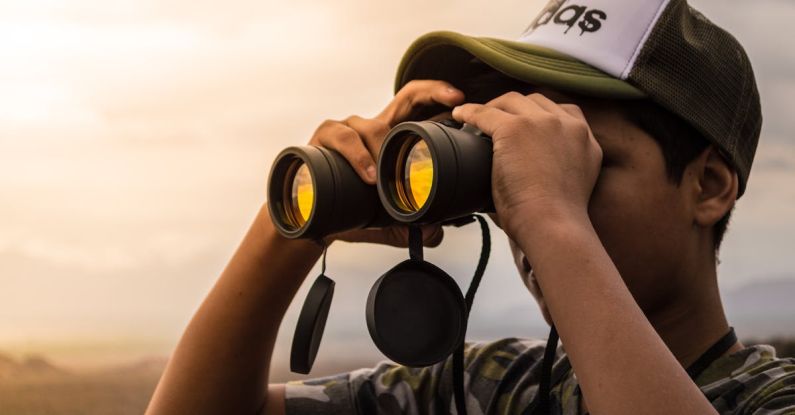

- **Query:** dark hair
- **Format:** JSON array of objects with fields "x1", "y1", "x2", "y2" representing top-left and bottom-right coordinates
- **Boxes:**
[
  {"x1": 459, "y1": 61, "x2": 733, "y2": 252},
  {"x1": 621, "y1": 101, "x2": 733, "y2": 252}
]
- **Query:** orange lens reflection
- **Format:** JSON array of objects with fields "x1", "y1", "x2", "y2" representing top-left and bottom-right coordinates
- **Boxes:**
[
  {"x1": 288, "y1": 162, "x2": 314, "y2": 227},
  {"x1": 400, "y1": 139, "x2": 433, "y2": 212}
]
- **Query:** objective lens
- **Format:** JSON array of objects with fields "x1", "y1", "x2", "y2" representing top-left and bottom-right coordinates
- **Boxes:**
[
  {"x1": 285, "y1": 161, "x2": 314, "y2": 228},
  {"x1": 396, "y1": 137, "x2": 433, "y2": 212},
  {"x1": 377, "y1": 120, "x2": 493, "y2": 224}
]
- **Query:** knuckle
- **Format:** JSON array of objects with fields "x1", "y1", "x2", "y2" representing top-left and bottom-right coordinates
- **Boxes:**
[
  {"x1": 404, "y1": 79, "x2": 421, "y2": 89},
  {"x1": 337, "y1": 127, "x2": 359, "y2": 144},
  {"x1": 367, "y1": 119, "x2": 390, "y2": 140},
  {"x1": 349, "y1": 115, "x2": 389, "y2": 142},
  {"x1": 355, "y1": 153, "x2": 372, "y2": 169},
  {"x1": 320, "y1": 125, "x2": 357, "y2": 149},
  {"x1": 466, "y1": 103, "x2": 484, "y2": 115},
  {"x1": 399, "y1": 79, "x2": 444, "y2": 102},
  {"x1": 572, "y1": 118, "x2": 590, "y2": 133},
  {"x1": 313, "y1": 119, "x2": 340, "y2": 141},
  {"x1": 561, "y1": 103, "x2": 584, "y2": 115},
  {"x1": 399, "y1": 80, "x2": 422, "y2": 96},
  {"x1": 538, "y1": 113, "x2": 563, "y2": 129},
  {"x1": 503, "y1": 91, "x2": 524, "y2": 100},
  {"x1": 487, "y1": 91, "x2": 516, "y2": 106},
  {"x1": 317, "y1": 118, "x2": 338, "y2": 130}
]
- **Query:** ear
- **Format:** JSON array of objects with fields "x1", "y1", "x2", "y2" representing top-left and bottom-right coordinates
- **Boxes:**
[{"x1": 688, "y1": 145, "x2": 738, "y2": 227}]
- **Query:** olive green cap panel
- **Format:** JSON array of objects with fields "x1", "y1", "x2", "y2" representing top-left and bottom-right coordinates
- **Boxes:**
[{"x1": 394, "y1": 31, "x2": 645, "y2": 100}]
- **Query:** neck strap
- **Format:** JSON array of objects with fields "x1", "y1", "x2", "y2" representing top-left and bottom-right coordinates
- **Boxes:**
[
  {"x1": 686, "y1": 327, "x2": 737, "y2": 380},
  {"x1": 450, "y1": 215, "x2": 491, "y2": 415},
  {"x1": 530, "y1": 326, "x2": 738, "y2": 414}
]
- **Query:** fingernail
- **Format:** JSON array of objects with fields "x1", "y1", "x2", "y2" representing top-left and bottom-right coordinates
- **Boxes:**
[
  {"x1": 446, "y1": 87, "x2": 460, "y2": 94},
  {"x1": 452, "y1": 106, "x2": 461, "y2": 117},
  {"x1": 366, "y1": 165, "x2": 377, "y2": 181}
]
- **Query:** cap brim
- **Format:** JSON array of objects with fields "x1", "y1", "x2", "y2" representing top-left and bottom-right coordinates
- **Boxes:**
[{"x1": 395, "y1": 31, "x2": 645, "y2": 100}]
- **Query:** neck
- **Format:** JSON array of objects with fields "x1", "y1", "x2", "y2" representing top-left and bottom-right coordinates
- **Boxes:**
[{"x1": 645, "y1": 266, "x2": 740, "y2": 370}]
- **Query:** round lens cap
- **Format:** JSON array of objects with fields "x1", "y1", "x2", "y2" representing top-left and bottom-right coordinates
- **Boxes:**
[
  {"x1": 291, "y1": 274, "x2": 335, "y2": 374},
  {"x1": 366, "y1": 259, "x2": 466, "y2": 367}
]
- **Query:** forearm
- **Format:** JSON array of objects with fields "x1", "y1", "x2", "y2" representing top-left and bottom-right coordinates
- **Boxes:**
[
  {"x1": 146, "y1": 204, "x2": 323, "y2": 415},
  {"x1": 516, "y1": 214, "x2": 717, "y2": 415}
]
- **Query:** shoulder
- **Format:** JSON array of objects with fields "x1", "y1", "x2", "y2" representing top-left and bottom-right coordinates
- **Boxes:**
[{"x1": 698, "y1": 344, "x2": 795, "y2": 414}]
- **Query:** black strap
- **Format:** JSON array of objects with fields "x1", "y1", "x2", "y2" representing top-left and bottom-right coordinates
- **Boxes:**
[
  {"x1": 452, "y1": 215, "x2": 491, "y2": 415},
  {"x1": 463, "y1": 216, "x2": 490, "y2": 311},
  {"x1": 452, "y1": 340, "x2": 467, "y2": 414},
  {"x1": 320, "y1": 244, "x2": 328, "y2": 275},
  {"x1": 532, "y1": 326, "x2": 559, "y2": 415},
  {"x1": 686, "y1": 327, "x2": 737, "y2": 380},
  {"x1": 408, "y1": 226, "x2": 423, "y2": 261}
]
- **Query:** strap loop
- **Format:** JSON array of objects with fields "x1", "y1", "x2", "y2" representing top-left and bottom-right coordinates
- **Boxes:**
[
  {"x1": 453, "y1": 214, "x2": 491, "y2": 415},
  {"x1": 408, "y1": 226, "x2": 424, "y2": 261}
]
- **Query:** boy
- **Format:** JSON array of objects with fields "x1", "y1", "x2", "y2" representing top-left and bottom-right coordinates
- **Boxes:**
[{"x1": 146, "y1": 0, "x2": 795, "y2": 413}]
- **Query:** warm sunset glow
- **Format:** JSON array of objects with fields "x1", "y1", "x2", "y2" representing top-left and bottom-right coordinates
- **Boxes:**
[{"x1": 0, "y1": 0, "x2": 793, "y2": 393}]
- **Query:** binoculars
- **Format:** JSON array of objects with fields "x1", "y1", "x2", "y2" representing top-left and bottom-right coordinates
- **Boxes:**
[{"x1": 267, "y1": 119, "x2": 495, "y2": 239}]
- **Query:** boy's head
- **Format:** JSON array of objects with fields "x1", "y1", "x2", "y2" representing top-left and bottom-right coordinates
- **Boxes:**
[
  {"x1": 475, "y1": 80, "x2": 738, "y2": 321},
  {"x1": 395, "y1": 0, "x2": 760, "y2": 320}
]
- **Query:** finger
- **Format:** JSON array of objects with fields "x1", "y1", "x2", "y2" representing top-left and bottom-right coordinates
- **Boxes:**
[
  {"x1": 558, "y1": 103, "x2": 596, "y2": 140},
  {"x1": 451, "y1": 103, "x2": 515, "y2": 138},
  {"x1": 332, "y1": 227, "x2": 408, "y2": 248},
  {"x1": 558, "y1": 103, "x2": 586, "y2": 120},
  {"x1": 525, "y1": 92, "x2": 565, "y2": 114},
  {"x1": 343, "y1": 115, "x2": 390, "y2": 160},
  {"x1": 377, "y1": 80, "x2": 465, "y2": 127},
  {"x1": 332, "y1": 228, "x2": 399, "y2": 246},
  {"x1": 314, "y1": 121, "x2": 377, "y2": 184},
  {"x1": 420, "y1": 224, "x2": 444, "y2": 247},
  {"x1": 484, "y1": 91, "x2": 547, "y2": 116},
  {"x1": 331, "y1": 224, "x2": 443, "y2": 248}
]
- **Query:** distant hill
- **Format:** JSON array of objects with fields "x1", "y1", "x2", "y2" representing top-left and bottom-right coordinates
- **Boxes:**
[
  {"x1": 723, "y1": 277, "x2": 795, "y2": 339},
  {"x1": 0, "y1": 352, "x2": 68, "y2": 380},
  {"x1": 0, "y1": 352, "x2": 163, "y2": 415}
]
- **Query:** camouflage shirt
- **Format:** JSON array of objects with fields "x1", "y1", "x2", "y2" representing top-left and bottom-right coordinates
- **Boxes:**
[{"x1": 285, "y1": 337, "x2": 795, "y2": 414}]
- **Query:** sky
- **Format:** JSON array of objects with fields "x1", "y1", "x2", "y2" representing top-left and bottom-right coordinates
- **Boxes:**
[{"x1": 0, "y1": 0, "x2": 793, "y2": 368}]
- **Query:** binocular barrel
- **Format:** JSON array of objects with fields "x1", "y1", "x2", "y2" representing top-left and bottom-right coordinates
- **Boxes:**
[
  {"x1": 267, "y1": 146, "x2": 388, "y2": 239},
  {"x1": 377, "y1": 120, "x2": 493, "y2": 225},
  {"x1": 267, "y1": 120, "x2": 494, "y2": 239}
]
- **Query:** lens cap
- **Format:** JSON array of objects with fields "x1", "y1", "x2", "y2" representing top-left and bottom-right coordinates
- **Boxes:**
[
  {"x1": 366, "y1": 259, "x2": 466, "y2": 367},
  {"x1": 291, "y1": 274, "x2": 335, "y2": 374}
]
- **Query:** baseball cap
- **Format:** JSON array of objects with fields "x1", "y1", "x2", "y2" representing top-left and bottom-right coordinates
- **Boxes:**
[{"x1": 394, "y1": 0, "x2": 762, "y2": 197}]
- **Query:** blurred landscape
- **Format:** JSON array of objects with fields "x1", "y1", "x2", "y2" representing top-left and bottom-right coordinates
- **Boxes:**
[
  {"x1": 2, "y1": 339, "x2": 794, "y2": 415},
  {"x1": 1, "y1": 340, "x2": 794, "y2": 415},
  {"x1": 0, "y1": 354, "x2": 164, "y2": 415},
  {"x1": 1, "y1": 278, "x2": 793, "y2": 415}
]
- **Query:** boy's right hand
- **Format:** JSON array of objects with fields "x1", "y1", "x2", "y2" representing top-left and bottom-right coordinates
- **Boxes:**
[{"x1": 306, "y1": 80, "x2": 465, "y2": 248}]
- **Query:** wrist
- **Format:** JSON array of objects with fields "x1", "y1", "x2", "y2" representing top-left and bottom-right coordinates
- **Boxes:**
[
  {"x1": 511, "y1": 206, "x2": 596, "y2": 266},
  {"x1": 255, "y1": 203, "x2": 325, "y2": 262}
]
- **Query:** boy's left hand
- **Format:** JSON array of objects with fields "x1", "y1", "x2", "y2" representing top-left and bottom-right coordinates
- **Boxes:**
[{"x1": 452, "y1": 92, "x2": 603, "y2": 247}]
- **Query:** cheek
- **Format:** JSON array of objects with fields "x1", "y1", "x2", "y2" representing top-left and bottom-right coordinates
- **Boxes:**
[{"x1": 587, "y1": 166, "x2": 687, "y2": 309}]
